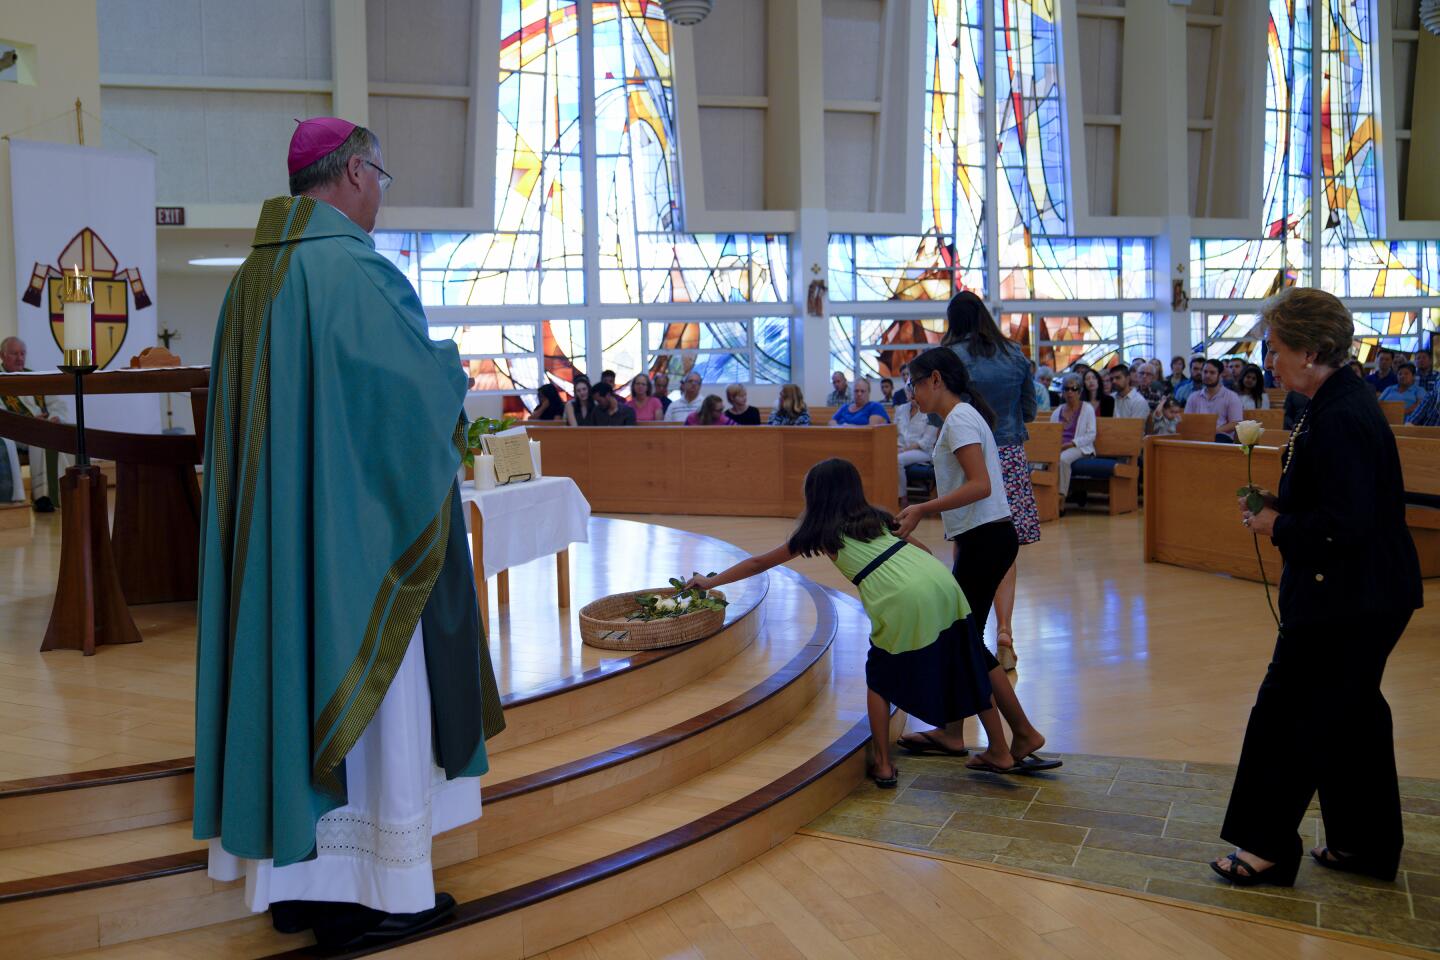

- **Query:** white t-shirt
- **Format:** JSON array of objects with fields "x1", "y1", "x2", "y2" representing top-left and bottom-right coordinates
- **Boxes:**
[
  {"x1": 664, "y1": 395, "x2": 703, "y2": 422},
  {"x1": 932, "y1": 402, "x2": 1012, "y2": 539}
]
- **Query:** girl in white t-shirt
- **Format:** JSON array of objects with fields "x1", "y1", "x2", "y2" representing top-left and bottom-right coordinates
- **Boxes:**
[{"x1": 893, "y1": 347, "x2": 1058, "y2": 775}]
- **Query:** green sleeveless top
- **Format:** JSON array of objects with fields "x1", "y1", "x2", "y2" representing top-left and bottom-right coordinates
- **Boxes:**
[{"x1": 832, "y1": 532, "x2": 972, "y2": 655}]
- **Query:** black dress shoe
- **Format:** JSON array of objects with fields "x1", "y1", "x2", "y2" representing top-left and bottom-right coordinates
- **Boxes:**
[
  {"x1": 269, "y1": 900, "x2": 314, "y2": 934},
  {"x1": 32, "y1": 496, "x2": 54, "y2": 513},
  {"x1": 312, "y1": 893, "x2": 458, "y2": 950}
]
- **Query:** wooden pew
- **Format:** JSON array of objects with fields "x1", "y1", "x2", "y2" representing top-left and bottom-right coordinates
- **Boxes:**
[
  {"x1": 1144, "y1": 437, "x2": 1282, "y2": 582},
  {"x1": 1176, "y1": 412, "x2": 1218, "y2": 441},
  {"x1": 1144, "y1": 435, "x2": 1440, "y2": 581},
  {"x1": 1259, "y1": 429, "x2": 1291, "y2": 448},
  {"x1": 1394, "y1": 424, "x2": 1440, "y2": 440},
  {"x1": 1023, "y1": 421, "x2": 1061, "y2": 522},
  {"x1": 1265, "y1": 387, "x2": 1287, "y2": 409},
  {"x1": 525, "y1": 423, "x2": 899, "y2": 516},
  {"x1": 1070, "y1": 417, "x2": 1145, "y2": 515},
  {"x1": 1398, "y1": 437, "x2": 1440, "y2": 578},
  {"x1": 1381, "y1": 400, "x2": 1405, "y2": 424},
  {"x1": 1248, "y1": 408, "x2": 1285, "y2": 429}
]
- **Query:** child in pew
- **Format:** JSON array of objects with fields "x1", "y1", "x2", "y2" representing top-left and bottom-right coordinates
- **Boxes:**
[
  {"x1": 686, "y1": 458, "x2": 1058, "y2": 789},
  {"x1": 892, "y1": 347, "x2": 1058, "y2": 773},
  {"x1": 1148, "y1": 397, "x2": 1183, "y2": 436}
]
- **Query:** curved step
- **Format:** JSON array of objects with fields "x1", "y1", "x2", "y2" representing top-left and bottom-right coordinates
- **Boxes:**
[
  {"x1": 21, "y1": 588, "x2": 879, "y2": 959},
  {"x1": 0, "y1": 573, "x2": 850, "y2": 958},
  {"x1": 0, "y1": 518, "x2": 769, "y2": 851}
]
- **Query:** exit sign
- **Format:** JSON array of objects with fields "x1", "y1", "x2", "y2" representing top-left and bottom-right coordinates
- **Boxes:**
[{"x1": 155, "y1": 207, "x2": 186, "y2": 226}]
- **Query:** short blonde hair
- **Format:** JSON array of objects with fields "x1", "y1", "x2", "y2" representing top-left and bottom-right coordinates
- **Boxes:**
[
  {"x1": 1261, "y1": 287, "x2": 1353, "y2": 368},
  {"x1": 725, "y1": 383, "x2": 744, "y2": 404}
]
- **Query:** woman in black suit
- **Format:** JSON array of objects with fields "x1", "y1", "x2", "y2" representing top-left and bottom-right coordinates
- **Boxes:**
[{"x1": 1211, "y1": 287, "x2": 1423, "y2": 887}]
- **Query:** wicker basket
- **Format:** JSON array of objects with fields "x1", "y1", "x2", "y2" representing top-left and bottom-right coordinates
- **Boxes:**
[{"x1": 579, "y1": 588, "x2": 727, "y2": 651}]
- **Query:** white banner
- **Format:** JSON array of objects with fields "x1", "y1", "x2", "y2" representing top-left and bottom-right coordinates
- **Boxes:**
[{"x1": 9, "y1": 140, "x2": 160, "y2": 433}]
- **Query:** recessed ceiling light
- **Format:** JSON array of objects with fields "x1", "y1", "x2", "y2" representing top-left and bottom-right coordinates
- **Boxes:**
[{"x1": 188, "y1": 257, "x2": 246, "y2": 266}]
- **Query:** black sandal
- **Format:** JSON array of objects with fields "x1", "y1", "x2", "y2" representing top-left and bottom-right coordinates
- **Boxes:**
[
  {"x1": 869, "y1": 765, "x2": 899, "y2": 789},
  {"x1": 896, "y1": 730, "x2": 970, "y2": 757},
  {"x1": 1311, "y1": 847, "x2": 1396, "y2": 880},
  {"x1": 1210, "y1": 852, "x2": 1299, "y2": 887}
]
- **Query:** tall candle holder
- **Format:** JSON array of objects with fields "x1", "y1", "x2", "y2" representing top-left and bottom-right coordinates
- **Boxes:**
[
  {"x1": 58, "y1": 267, "x2": 97, "y2": 465},
  {"x1": 41, "y1": 267, "x2": 140, "y2": 655}
]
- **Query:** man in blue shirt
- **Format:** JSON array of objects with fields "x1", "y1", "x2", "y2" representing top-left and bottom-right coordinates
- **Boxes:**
[
  {"x1": 1380, "y1": 362, "x2": 1426, "y2": 418},
  {"x1": 1407, "y1": 388, "x2": 1440, "y2": 426},
  {"x1": 1365, "y1": 348, "x2": 1398, "y2": 393},
  {"x1": 1173, "y1": 355, "x2": 1205, "y2": 405}
]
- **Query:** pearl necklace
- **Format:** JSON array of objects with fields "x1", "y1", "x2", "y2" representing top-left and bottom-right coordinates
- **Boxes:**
[{"x1": 1283, "y1": 406, "x2": 1308, "y2": 475}]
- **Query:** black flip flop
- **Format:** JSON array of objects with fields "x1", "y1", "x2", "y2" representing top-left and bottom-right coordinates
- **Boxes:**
[
  {"x1": 869, "y1": 766, "x2": 899, "y2": 789},
  {"x1": 964, "y1": 757, "x2": 1020, "y2": 774},
  {"x1": 1012, "y1": 753, "x2": 1064, "y2": 773},
  {"x1": 896, "y1": 731, "x2": 970, "y2": 757}
]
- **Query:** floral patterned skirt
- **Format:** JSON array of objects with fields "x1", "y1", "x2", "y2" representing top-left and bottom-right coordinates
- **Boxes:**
[{"x1": 998, "y1": 443, "x2": 1041, "y2": 545}]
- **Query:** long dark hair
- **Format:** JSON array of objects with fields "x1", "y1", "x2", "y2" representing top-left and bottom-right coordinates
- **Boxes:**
[
  {"x1": 1239, "y1": 363, "x2": 1265, "y2": 403},
  {"x1": 787, "y1": 459, "x2": 896, "y2": 558},
  {"x1": 571, "y1": 376, "x2": 594, "y2": 417},
  {"x1": 1080, "y1": 369, "x2": 1103, "y2": 404},
  {"x1": 906, "y1": 346, "x2": 997, "y2": 427},
  {"x1": 940, "y1": 291, "x2": 1014, "y2": 359},
  {"x1": 534, "y1": 382, "x2": 564, "y2": 419}
]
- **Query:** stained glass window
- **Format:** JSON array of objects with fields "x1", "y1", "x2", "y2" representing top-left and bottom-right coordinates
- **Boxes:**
[
  {"x1": 829, "y1": 1, "x2": 1151, "y2": 305},
  {"x1": 593, "y1": 1, "x2": 788, "y2": 303},
  {"x1": 1190, "y1": 0, "x2": 1312, "y2": 299},
  {"x1": 994, "y1": 0, "x2": 1068, "y2": 239},
  {"x1": 1349, "y1": 309, "x2": 1440, "y2": 359},
  {"x1": 1001, "y1": 314, "x2": 1152, "y2": 372},
  {"x1": 430, "y1": 319, "x2": 587, "y2": 400},
  {"x1": 1318, "y1": 0, "x2": 1380, "y2": 244},
  {"x1": 1190, "y1": 314, "x2": 1267, "y2": 364},
  {"x1": 1000, "y1": 237, "x2": 1152, "y2": 301},
  {"x1": 828, "y1": 317, "x2": 946, "y2": 381},
  {"x1": 602, "y1": 317, "x2": 791, "y2": 389}
]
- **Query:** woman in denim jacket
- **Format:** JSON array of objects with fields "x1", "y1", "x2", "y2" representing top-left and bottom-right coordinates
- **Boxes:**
[{"x1": 940, "y1": 292, "x2": 1039, "y2": 671}]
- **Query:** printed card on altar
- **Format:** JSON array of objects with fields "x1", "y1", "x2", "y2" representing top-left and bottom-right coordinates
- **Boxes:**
[{"x1": 482, "y1": 432, "x2": 534, "y2": 485}]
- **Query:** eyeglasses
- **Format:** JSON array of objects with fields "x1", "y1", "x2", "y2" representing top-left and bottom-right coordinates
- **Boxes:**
[
  {"x1": 1063, "y1": 386, "x2": 1080, "y2": 393},
  {"x1": 366, "y1": 160, "x2": 394, "y2": 192}
]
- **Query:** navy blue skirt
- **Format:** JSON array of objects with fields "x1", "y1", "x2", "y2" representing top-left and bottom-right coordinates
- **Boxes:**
[{"x1": 865, "y1": 615, "x2": 995, "y2": 727}]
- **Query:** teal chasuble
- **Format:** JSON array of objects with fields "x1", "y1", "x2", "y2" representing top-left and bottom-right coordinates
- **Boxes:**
[{"x1": 193, "y1": 196, "x2": 505, "y2": 866}]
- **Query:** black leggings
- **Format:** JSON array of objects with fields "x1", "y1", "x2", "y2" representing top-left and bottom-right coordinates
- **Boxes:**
[{"x1": 950, "y1": 519, "x2": 1020, "y2": 673}]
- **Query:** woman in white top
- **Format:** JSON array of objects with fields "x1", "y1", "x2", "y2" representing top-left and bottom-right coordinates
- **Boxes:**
[
  {"x1": 895, "y1": 401, "x2": 939, "y2": 508},
  {"x1": 1050, "y1": 374, "x2": 1097, "y2": 504},
  {"x1": 893, "y1": 348, "x2": 1058, "y2": 775}
]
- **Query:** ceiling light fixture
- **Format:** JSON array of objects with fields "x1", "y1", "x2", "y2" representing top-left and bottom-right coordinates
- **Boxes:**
[
  {"x1": 188, "y1": 257, "x2": 246, "y2": 267},
  {"x1": 660, "y1": 0, "x2": 712, "y2": 27}
]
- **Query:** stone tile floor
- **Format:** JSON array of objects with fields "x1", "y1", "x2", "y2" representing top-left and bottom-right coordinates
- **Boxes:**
[{"x1": 805, "y1": 752, "x2": 1440, "y2": 954}]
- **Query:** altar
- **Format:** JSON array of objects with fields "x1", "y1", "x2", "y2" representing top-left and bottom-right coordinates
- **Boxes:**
[{"x1": 460, "y1": 474, "x2": 591, "y2": 632}]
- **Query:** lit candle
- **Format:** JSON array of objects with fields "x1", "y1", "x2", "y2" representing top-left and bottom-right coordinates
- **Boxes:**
[{"x1": 61, "y1": 265, "x2": 93, "y2": 354}]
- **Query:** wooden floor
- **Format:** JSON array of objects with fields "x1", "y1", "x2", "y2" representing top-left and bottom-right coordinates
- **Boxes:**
[
  {"x1": 629, "y1": 511, "x2": 1440, "y2": 779},
  {"x1": 3, "y1": 507, "x2": 1438, "y2": 959},
  {"x1": 534, "y1": 833, "x2": 1409, "y2": 960},
  {"x1": 0, "y1": 515, "x2": 766, "y2": 781}
]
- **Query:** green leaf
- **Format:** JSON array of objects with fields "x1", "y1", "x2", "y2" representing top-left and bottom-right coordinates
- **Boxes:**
[
  {"x1": 668, "y1": 577, "x2": 683, "y2": 589},
  {"x1": 1245, "y1": 490, "x2": 1265, "y2": 513}
]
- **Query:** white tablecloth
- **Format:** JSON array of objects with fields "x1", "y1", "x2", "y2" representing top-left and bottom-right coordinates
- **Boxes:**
[{"x1": 459, "y1": 475, "x2": 590, "y2": 579}]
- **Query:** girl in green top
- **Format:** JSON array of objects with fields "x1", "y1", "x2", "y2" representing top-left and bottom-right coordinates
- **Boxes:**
[{"x1": 687, "y1": 459, "x2": 1000, "y2": 788}]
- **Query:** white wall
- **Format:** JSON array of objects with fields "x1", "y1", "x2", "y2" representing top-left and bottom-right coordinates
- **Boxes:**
[{"x1": 154, "y1": 268, "x2": 232, "y2": 433}]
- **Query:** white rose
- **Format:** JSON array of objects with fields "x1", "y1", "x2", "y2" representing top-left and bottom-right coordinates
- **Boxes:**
[
  {"x1": 1235, "y1": 420, "x2": 1265, "y2": 447},
  {"x1": 656, "y1": 598, "x2": 677, "y2": 612},
  {"x1": 677, "y1": 596, "x2": 692, "y2": 610}
]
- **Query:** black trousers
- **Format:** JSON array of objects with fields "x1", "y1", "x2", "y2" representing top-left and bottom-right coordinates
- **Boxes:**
[
  {"x1": 1220, "y1": 610, "x2": 1411, "y2": 876},
  {"x1": 950, "y1": 519, "x2": 1020, "y2": 673}
]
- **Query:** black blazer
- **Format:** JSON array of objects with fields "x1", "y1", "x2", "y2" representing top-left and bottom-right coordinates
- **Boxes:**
[{"x1": 1272, "y1": 366, "x2": 1422, "y2": 628}]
